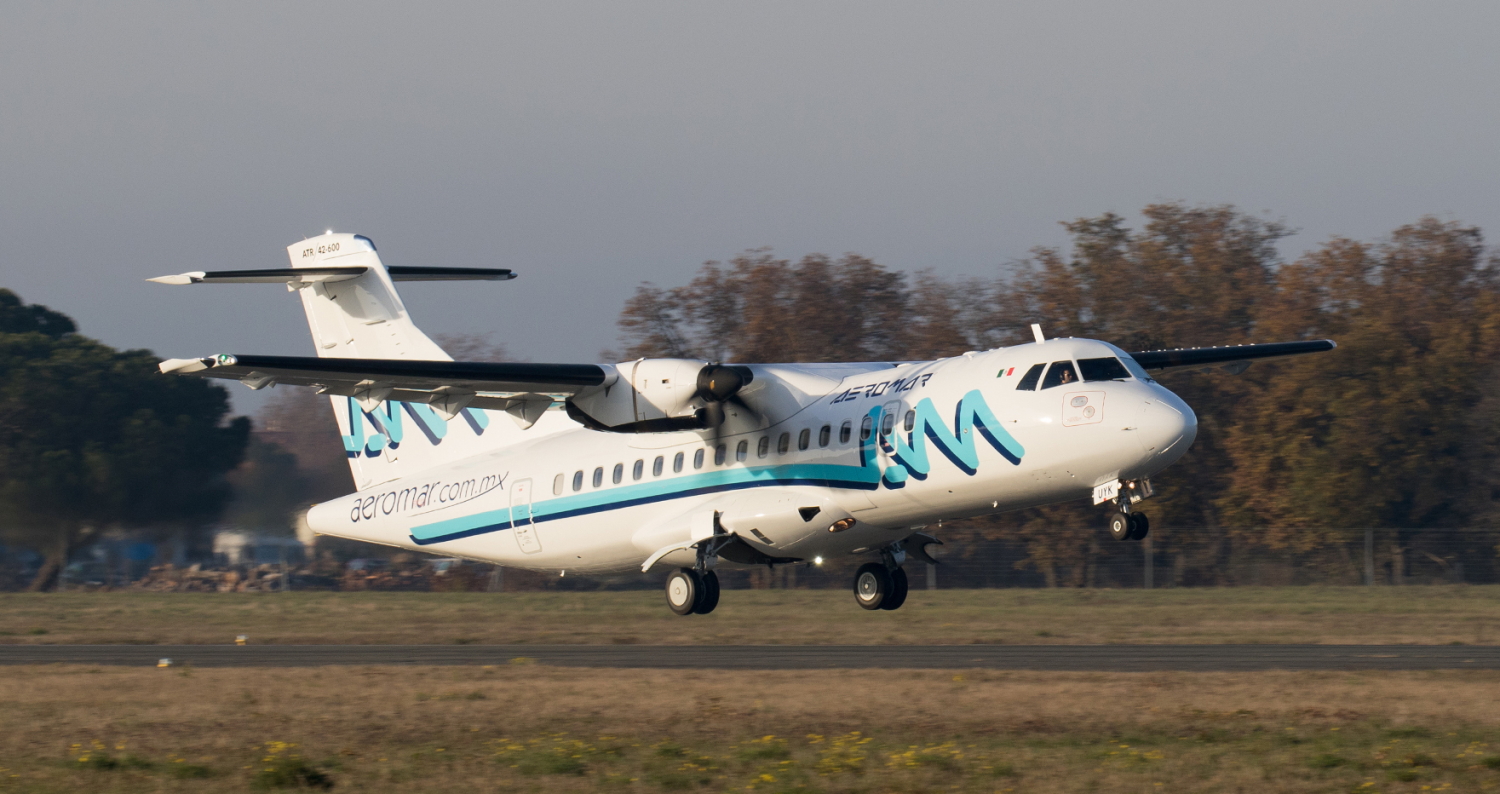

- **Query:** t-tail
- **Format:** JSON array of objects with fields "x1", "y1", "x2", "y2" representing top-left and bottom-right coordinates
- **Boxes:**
[{"x1": 150, "y1": 232, "x2": 536, "y2": 490}]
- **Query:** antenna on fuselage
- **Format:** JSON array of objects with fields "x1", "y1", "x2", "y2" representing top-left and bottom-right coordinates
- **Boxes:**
[{"x1": 1031, "y1": 323, "x2": 1045, "y2": 344}]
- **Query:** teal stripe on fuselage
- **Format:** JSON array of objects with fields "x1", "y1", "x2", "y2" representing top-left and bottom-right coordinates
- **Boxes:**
[{"x1": 408, "y1": 461, "x2": 882, "y2": 545}]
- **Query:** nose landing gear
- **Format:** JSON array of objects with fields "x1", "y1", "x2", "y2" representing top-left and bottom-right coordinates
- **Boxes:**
[
  {"x1": 1108, "y1": 512, "x2": 1149, "y2": 541},
  {"x1": 1101, "y1": 478, "x2": 1153, "y2": 541}
]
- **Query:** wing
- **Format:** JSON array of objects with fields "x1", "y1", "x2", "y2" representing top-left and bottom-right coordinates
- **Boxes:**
[
  {"x1": 159, "y1": 354, "x2": 608, "y2": 421},
  {"x1": 1127, "y1": 339, "x2": 1336, "y2": 374}
]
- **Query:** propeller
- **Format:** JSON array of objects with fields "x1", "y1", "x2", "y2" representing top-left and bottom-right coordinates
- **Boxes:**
[{"x1": 693, "y1": 364, "x2": 755, "y2": 429}]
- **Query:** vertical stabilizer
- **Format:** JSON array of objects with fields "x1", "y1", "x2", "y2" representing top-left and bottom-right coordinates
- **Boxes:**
[
  {"x1": 283, "y1": 234, "x2": 529, "y2": 489},
  {"x1": 287, "y1": 233, "x2": 451, "y2": 361}
]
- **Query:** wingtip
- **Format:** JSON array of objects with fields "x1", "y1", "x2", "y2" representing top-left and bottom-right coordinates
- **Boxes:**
[
  {"x1": 159, "y1": 357, "x2": 211, "y2": 374},
  {"x1": 146, "y1": 272, "x2": 205, "y2": 285}
]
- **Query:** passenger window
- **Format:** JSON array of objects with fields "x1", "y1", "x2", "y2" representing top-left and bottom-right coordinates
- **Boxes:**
[
  {"x1": 757, "y1": 436, "x2": 770, "y2": 458},
  {"x1": 652, "y1": 456, "x2": 664, "y2": 476},
  {"x1": 880, "y1": 412, "x2": 895, "y2": 436},
  {"x1": 1079, "y1": 357, "x2": 1131, "y2": 382},
  {"x1": 573, "y1": 471, "x2": 584, "y2": 492},
  {"x1": 798, "y1": 428, "x2": 811, "y2": 451},
  {"x1": 839, "y1": 421, "x2": 852, "y2": 443},
  {"x1": 904, "y1": 410, "x2": 915, "y2": 432},
  {"x1": 715, "y1": 444, "x2": 727, "y2": 465},
  {"x1": 592, "y1": 467, "x2": 604, "y2": 488},
  {"x1": 819, "y1": 425, "x2": 831, "y2": 447},
  {"x1": 633, "y1": 459, "x2": 644, "y2": 480},
  {"x1": 777, "y1": 433, "x2": 790, "y2": 455},
  {"x1": 736, "y1": 440, "x2": 749, "y2": 462},
  {"x1": 1015, "y1": 363, "x2": 1045, "y2": 391},
  {"x1": 694, "y1": 449, "x2": 706, "y2": 469},
  {"x1": 553, "y1": 473, "x2": 564, "y2": 495},
  {"x1": 1040, "y1": 361, "x2": 1078, "y2": 390},
  {"x1": 859, "y1": 416, "x2": 873, "y2": 441},
  {"x1": 672, "y1": 452, "x2": 684, "y2": 473},
  {"x1": 612, "y1": 463, "x2": 623, "y2": 484}
]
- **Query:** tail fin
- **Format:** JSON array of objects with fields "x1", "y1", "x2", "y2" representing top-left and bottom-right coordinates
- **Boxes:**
[
  {"x1": 287, "y1": 233, "x2": 451, "y2": 360},
  {"x1": 283, "y1": 234, "x2": 523, "y2": 489}
]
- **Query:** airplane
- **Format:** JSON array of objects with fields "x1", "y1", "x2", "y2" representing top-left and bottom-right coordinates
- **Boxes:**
[{"x1": 152, "y1": 232, "x2": 1335, "y2": 614}]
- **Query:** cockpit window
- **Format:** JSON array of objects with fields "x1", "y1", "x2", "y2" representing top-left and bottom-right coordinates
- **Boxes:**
[
  {"x1": 1119, "y1": 354, "x2": 1155, "y2": 382},
  {"x1": 1015, "y1": 363, "x2": 1045, "y2": 391},
  {"x1": 1079, "y1": 357, "x2": 1131, "y2": 382},
  {"x1": 351, "y1": 235, "x2": 377, "y2": 252},
  {"x1": 1040, "y1": 361, "x2": 1078, "y2": 389}
]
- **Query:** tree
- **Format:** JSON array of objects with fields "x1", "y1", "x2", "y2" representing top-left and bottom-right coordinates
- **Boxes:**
[{"x1": 0, "y1": 293, "x2": 248, "y2": 589}]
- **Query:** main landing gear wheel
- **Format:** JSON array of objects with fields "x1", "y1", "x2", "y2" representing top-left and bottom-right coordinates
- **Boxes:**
[
  {"x1": 1128, "y1": 513, "x2": 1150, "y2": 541},
  {"x1": 879, "y1": 566, "x2": 909, "y2": 611},
  {"x1": 853, "y1": 563, "x2": 893, "y2": 611},
  {"x1": 665, "y1": 568, "x2": 700, "y2": 616},
  {"x1": 694, "y1": 570, "x2": 720, "y2": 615},
  {"x1": 1108, "y1": 513, "x2": 1131, "y2": 541}
]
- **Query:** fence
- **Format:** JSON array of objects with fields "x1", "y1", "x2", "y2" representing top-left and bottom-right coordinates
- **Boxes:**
[{"x1": 2, "y1": 527, "x2": 1497, "y2": 592}]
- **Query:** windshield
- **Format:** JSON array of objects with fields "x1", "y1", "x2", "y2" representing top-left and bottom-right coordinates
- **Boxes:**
[
  {"x1": 1079, "y1": 357, "x2": 1131, "y2": 382},
  {"x1": 1117, "y1": 354, "x2": 1155, "y2": 383}
]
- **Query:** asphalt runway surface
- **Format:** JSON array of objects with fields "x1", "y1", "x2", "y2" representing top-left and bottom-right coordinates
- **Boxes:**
[{"x1": 2, "y1": 644, "x2": 1499, "y2": 671}]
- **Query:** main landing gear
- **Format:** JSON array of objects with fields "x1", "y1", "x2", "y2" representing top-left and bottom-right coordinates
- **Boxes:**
[
  {"x1": 853, "y1": 563, "x2": 908, "y2": 610},
  {"x1": 853, "y1": 541, "x2": 912, "y2": 611},
  {"x1": 665, "y1": 567, "x2": 720, "y2": 616}
]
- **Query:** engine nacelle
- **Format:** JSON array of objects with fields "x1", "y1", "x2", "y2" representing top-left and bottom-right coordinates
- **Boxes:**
[{"x1": 568, "y1": 358, "x2": 711, "y2": 430}]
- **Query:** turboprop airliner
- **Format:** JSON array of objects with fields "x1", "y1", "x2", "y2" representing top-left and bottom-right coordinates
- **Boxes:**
[{"x1": 152, "y1": 232, "x2": 1334, "y2": 614}]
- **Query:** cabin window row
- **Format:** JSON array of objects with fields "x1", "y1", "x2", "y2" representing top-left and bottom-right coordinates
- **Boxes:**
[{"x1": 549, "y1": 417, "x2": 887, "y2": 495}]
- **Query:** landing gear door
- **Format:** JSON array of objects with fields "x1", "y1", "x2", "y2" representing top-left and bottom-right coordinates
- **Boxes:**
[{"x1": 510, "y1": 479, "x2": 542, "y2": 554}]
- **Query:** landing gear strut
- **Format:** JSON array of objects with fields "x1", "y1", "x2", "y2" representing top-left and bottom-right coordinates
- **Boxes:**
[{"x1": 665, "y1": 567, "x2": 721, "y2": 616}]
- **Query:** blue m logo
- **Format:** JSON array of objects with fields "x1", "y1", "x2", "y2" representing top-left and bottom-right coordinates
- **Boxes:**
[
  {"x1": 863, "y1": 389, "x2": 1025, "y2": 485},
  {"x1": 341, "y1": 398, "x2": 490, "y2": 458}
]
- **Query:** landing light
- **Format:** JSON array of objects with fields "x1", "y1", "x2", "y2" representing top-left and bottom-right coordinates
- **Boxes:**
[{"x1": 814, "y1": 556, "x2": 824, "y2": 565}]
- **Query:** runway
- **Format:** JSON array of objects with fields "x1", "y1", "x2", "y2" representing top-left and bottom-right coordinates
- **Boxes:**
[{"x1": 3, "y1": 644, "x2": 1499, "y2": 670}]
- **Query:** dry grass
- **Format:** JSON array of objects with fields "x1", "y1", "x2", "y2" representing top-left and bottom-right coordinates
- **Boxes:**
[
  {"x1": 3, "y1": 664, "x2": 1500, "y2": 792},
  {"x1": 3, "y1": 586, "x2": 1500, "y2": 646}
]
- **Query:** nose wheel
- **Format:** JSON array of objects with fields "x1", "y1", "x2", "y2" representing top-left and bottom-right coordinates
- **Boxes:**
[{"x1": 1108, "y1": 512, "x2": 1150, "y2": 541}]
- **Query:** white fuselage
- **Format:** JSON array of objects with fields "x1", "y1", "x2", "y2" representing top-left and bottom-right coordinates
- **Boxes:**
[{"x1": 306, "y1": 338, "x2": 1196, "y2": 573}]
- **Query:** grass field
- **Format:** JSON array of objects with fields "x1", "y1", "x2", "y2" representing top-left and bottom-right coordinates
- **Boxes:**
[
  {"x1": 2, "y1": 586, "x2": 1500, "y2": 645},
  {"x1": 3, "y1": 664, "x2": 1500, "y2": 792}
]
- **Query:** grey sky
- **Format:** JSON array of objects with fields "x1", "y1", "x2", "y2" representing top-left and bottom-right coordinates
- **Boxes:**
[{"x1": 4, "y1": 2, "x2": 1497, "y2": 414}]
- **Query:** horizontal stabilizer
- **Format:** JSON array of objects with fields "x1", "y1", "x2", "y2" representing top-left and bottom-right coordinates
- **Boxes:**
[
  {"x1": 1128, "y1": 339, "x2": 1336, "y2": 373},
  {"x1": 147, "y1": 266, "x2": 515, "y2": 286},
  {"x1": 159, "y1": 353, "x2": 610, "y2": 408}
]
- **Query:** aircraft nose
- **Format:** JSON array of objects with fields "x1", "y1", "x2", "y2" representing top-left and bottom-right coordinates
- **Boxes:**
[{"x1": 1137, "y1": 392, "x2": 1197, "y2": 466}]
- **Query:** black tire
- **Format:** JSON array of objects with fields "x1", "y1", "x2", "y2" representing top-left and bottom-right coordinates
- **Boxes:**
[
  {"x1": 694, "y1": 570, "x2": 720, "y2": 614},
  {"x1": 853, "y1": 563, "x2": 891, "y2": 610},
  {"x1": 1129, "y1": 513, "x2": 1150, "y2": 540},
  {"x1": 879, "y1": 567, "x2": 909, "y2": 611},
  {"x1": 665, "y1": 568, "x2": 700, "y2": 616},
  {"x1": 1108, "y1": 513, "x2": 1131, "y2": 541}
]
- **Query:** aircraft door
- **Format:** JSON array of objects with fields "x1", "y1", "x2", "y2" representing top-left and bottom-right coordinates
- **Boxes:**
[{"x1": 510, "y1": 479, "x2": 542, "y2": 554}]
